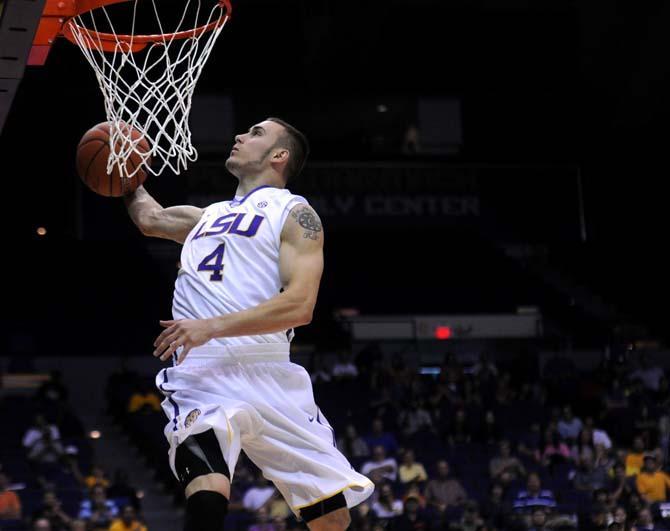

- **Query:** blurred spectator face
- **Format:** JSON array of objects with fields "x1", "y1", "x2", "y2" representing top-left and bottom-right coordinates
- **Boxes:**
[
  {"x1": 372, "y1": 446, "x2": 386, "y2": 462},
  {"x1": 0, "y1": 472, "x2": 8, "y2": 490},
  {"x1": 638, "y1": 508, "x2": 652, "y2": 526},
  {"x1": 633, "y1": 436, "x2": 644, "y2": 452},
  {"x1": 463, "y1": 503, "x2": 479, "y2": 523},
  {"x1": 531, "y1": 508, "x2": 547, "y2": 527},
  {"x1": 593, "y1": 489, "x2": 608, "y2": 505},
  {"x1": 614, "y1": 463, "x2": 626, "y2": 479},
  {"x1": 404, "y1": 497, "x2": 419, "y2": 515},
  {"x1": 372, "y1": 419, "x2": 383, "y2": 435},
  {"x1": 437, "y1": 461, "x2": 449, "y2": 478},
  {"x1": 92, "y1": 466, "x2": 105, "y2": 478},
  {"x1": 580, "y1": 453, "x2": 594, "y2": 470},
  {"x1": 580, "y1": 429, "x2": 593, "y2": 446},
  {"x1": 613, "y1": 507, "x2": 627, "y2": 524},
  {"x1": 527, "y1": 473, "x2": 541, "y2": 493},
  {"x1": 345, "y1": 424, "x2": 357, "y2": 438},
  {"x1": 256, "y1": 506, "x2": 269, "y2": 523},
  {"x1": 380, "y1": 484, "x2": 393, "y2": 499},
  {"x1": 455, "y1": 410, "x2": 466, "y2": 423},
  {"x1": 122, "y1": 506, "x2": 136, "y2": 524},
  {"x1": 643, "y1": 456, "x2": 656, "y2": 472},
  {"x1": 403, "y1": 450, "x2": 415, "y2": 465},
  {"x1": 33, "y1": 519, "x2": 51, "y2": 531},
  {"x1": 70, "y1": 520, "x2": 86, "y2": 531},
  {"x1": 563, "y1": 406, "x2": 573, "y2": 420},
  {"x1": 43, "y1": 491, "x2": 58, "y2": 508},
  {"x1": 92, "y1": 485, "x2": 107, "y2": 505},
  {"x1": 491, "y1": 484, "x2": 504, "y2": 500},
  {"x1": 499, "y1": 440, "x2": 511, "y2": 457}
]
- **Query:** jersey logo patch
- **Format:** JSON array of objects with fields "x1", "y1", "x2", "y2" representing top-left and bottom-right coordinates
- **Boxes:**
[
  {"x1": 257, "y1": 201, "x2": 268, "y2": 208},
  {"x1": 184, "y1": 408, "x2": 201, "y2": 428}
]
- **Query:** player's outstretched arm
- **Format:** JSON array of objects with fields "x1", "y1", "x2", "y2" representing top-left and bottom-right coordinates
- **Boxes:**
[
  {"x1": 124, "y1": 185, "x2": 203, "y2": 244},
  {"x1": 152, "y1": 203, "x2": 324, "y2": 364}
]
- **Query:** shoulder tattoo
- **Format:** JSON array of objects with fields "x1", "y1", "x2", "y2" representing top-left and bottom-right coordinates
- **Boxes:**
[{"x1": 290, "y1": 205, "x2": 323, "y2": 241}]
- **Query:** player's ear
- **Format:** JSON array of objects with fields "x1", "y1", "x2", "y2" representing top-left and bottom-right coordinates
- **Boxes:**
[{"x1": 272, "y1": 148, "x2": 289, "y2": 163}]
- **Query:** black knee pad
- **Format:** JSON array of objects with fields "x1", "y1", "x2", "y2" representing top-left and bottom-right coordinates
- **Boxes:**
[
  {"x1": 184, "y1": 490, "x2": 228, "y2": 531},
  {"x1": 300, "y1": 492, "x2": 347, "y2": 523},
  {"x1": 174, "y1": 429, "x2": 230, "y2": 489}
]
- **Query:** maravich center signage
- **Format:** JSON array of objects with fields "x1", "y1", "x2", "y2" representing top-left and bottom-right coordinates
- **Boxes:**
[{"x1": 189, "y1": 163, "x2": 581, "y2": 243}]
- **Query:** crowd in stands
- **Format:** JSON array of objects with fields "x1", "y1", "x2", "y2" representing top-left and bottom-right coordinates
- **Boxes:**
[
  {"x1": 0, "y1": 371, "x2": 145, "y2": 531},
  {"x1": 104, "y1": 345, "x2": 670, "y2": 531},
  {"x1": 7, "y1": 346, "x2": 668, "y2": 530}
]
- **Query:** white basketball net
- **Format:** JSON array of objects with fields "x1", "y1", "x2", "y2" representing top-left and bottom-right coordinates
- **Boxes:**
[{"x1": 68, "y1": 0, "x2": 230, "y2": 178}]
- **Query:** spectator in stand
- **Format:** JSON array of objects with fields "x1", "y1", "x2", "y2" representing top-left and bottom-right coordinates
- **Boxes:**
[
  {"x1": 248, "y1": 506, "x2": 277, "y2": 531},
  {"x1": 481, "y1": 483, "x2": 509, "y2": 530},
  {"x1": 528, "y1": 507, "x2": 548, "y2": 531},
  {"x1": 490, "y1": 439, "x2": 527, "y2": 486},
  {"x1": 479, "y1": 410, "x2": 502, "y2": 445},
  {"x1": 542, "y1": 431, "x2": 571, "y2": 466},
  {"x1": 336, "y1": 424, "x2": 369, "y2": 460},
  {"x1": 0, "y1": 472, "x2": 21, "y2": 520},
  {"x1": 37, "y1": 490, "x2": 73, "y2": 530},
  {"x1": 513, "y1": 472, "x2": 557, "y2": 514},
  {"x1": 70, "y1": 519, "x2": 86, "y2": 531},
  {"x1": 77, "y1": 485, "x2": 119, "y2": 528},
  {"x1": 633, "y1": 405, "x2": 659, "y2": 446},
  {"x1": 632, "y1": 507, "x2": 664, "y2": 531},
  {"x1": 371, "y1": 482, "x2": 403, "y2": 520},
  {"x1": 361, "y1": 445, "x2": 398, "y2": 482},
  {"x1": 424, "y1": 460, "x2": 467, "y2": 515},
  {"x1": 109, "y1": 505, "x2": 147, "y2": 531},
  {"x1": 626, "y1": 436, "x2": 647, "y2": 476},
  {"x1": 37, "y1": 371, "x2": 69, "y2": 405},
  {"x1": 518, "y1": 423, "x2": 543, "y2": 463},
  {"x1": 558, "y1": 406, "x2": 583, "y2": 442},
  {"x1": 395, "y1": 495, "x2": 429, "y2": 531},
  {"x1": 127, "y1": 381, "x2": 161, "y2": 414},
  {"x1": 584, "y1": 417, "x2": 613, "y2": 450},
  {"x1": 402, "y1": 482, "x2": 426, "y2": 508},
  {"x1": 659, "y1": 416, "x2": 670, "y2": 468},
  {"x1": 309, "y1": 355, "x2": 331, "y2": 384},
  {"x1": 630, "y1": 355, "x2": 665, "y2": 392},
  {"x1": 398, "y1": 450, "x2": 428, "y2": 484},
  {"x1": 571, "y1": 428, "x2": 596, "y2": 463},
  {"x1": 107, "y1": 469, "x2": 141, "y2": 511},
  {"x1": 22, "y1": 414, "x2": 65, "y2": 466},
  {"x1": 242, "y1": 476, "x2": 276, "y2": 512},
  {"x1": 605, "y1": 378, "x2": 629, "y2": 411},
  {"x1": 612, "y1": 507, "x2": 629, "y2": 531},
  {"x1": 331, "y1": 351, "x2": 358, "y2": 380},
  {"x1": 447, "y1": 409, "x2": 473, "y2": 446},
  {"x1": 573, "y1": 452, "x2": 609, "y2": 492},
  {"x1": 636, "y1": 454, "x2": 670, "y2": 503},
  {"x1": 398, "y1": 399, "x2": 433, "y2": 438},
  {"x1": 364, "y1": 419, "x2": 399, "y2": 456},
  {"x1": 32, "y1": 517, "x2": 52, "y2": 530},
  {"x1": 460, "y1": 500, "x2": 484, "y2": 531},
  {"x1": 84, "y1": 465, "x2": 110, "y2": 490},
  {"x1": 581, "y1": 503, "x2": 609, "y2": 531}
]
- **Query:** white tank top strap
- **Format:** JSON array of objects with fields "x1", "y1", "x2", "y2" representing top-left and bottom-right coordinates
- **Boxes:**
[{"x1": 176, "y1": 343, "x2": 290, "y2": 368}]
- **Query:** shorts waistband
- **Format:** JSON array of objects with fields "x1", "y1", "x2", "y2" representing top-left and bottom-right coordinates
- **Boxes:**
[{"x1": 176, "y1": 343, "x2": 290, "y2": 368}]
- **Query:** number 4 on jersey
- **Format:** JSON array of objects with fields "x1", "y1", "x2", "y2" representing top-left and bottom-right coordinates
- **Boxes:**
[{"x1": 198, "y1": 243, "x2": 226, "y2": 281}]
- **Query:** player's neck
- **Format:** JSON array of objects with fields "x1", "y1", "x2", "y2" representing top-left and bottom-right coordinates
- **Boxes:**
[{"x1": 235, "y1": 174, "x2": 284, "y2": 197}]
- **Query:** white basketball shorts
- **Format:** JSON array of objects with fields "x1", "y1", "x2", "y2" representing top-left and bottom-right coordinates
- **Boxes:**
[{"x1": 155, "y1": 343, "x2": 374, "y2": 515}]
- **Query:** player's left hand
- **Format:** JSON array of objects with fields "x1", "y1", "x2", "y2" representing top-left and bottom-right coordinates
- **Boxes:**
[{"x1": 153, "y1": 319, "x2": 214, "y2": 364}]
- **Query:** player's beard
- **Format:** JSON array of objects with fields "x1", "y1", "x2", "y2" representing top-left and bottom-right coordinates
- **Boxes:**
[{"x1": 225, "y1": 145, "x2": 274, "y2": 179}]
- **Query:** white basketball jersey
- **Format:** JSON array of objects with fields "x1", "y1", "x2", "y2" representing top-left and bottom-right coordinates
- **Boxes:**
[{"x1": 172, "y1": 185, "x2": 308, "y2": 347}]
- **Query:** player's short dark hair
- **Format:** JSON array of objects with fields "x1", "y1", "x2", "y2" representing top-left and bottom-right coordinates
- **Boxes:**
[{"x1": 267, "y1": 117, "x2": 310, "y2": 182}]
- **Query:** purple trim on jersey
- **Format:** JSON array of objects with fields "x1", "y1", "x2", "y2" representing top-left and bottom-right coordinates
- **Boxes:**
[
  {"x1": 230, "y1": 185, "x2": 272, "y2": 206},
  {"x1": 159, "y1": 369, "x2": 180, "y2": 432}
]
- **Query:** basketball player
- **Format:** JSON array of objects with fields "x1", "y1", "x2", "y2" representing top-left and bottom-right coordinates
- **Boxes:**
[{"x1": 124, "y1": 118, "x2": 374, "y2": 531}]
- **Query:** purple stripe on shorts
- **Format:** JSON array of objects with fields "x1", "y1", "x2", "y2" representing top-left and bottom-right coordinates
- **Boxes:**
[{"x1": 159, "y1": 368, "x2": 180, "y2": 432}]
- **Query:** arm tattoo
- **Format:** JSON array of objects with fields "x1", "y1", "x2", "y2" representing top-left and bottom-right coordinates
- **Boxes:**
[{"x1": 291, "y1": 205, "x2": 323, "y2": 240}]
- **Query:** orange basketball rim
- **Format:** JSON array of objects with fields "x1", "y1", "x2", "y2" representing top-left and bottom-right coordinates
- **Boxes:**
[{"x1": 30, "y1": 0, "x2": 232, "y2": 64}]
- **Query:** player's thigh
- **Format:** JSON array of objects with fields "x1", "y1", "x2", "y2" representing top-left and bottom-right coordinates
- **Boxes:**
[
  {"x1": 306, "y1": 507, "x2": 351, "y2": 531},
  {"x1": 175, "y1": 429, "x2": 232, "y2": 499}
]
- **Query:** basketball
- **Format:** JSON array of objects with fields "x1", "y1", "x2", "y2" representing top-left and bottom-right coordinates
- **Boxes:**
[{"x1": 76, "y1": 122, "x2": 152, "y2": 197}]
